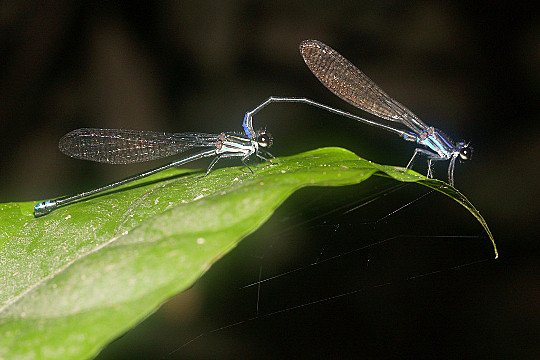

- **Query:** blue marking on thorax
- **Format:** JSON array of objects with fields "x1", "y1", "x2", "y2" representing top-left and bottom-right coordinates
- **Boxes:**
[
  {"x1": 430, "y1": 136, "x2": 445, "y2": 152},
  {"x1": 420, "y1": 132, "x2": 453, "y2": 158},
  {"x1": 436, "y1": 130, "x2": 454, "y2": 149},
  {"x1": 217, "y1": 133, "x2": 255, "y2": 155}
]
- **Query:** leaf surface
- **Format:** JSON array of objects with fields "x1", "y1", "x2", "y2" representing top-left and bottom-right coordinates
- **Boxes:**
[{"x1": 0, "y1": 147, "x2": 496, "y2": 359}]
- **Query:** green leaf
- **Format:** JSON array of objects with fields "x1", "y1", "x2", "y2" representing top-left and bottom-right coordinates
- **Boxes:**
[{"x1": 0, "y1": 147, "x2": 496, "y2": 359}]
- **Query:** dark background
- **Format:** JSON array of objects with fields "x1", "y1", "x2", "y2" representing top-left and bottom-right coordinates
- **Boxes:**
[{"x1": 1, "y1": 1, "x2": 538, "y2": 359}]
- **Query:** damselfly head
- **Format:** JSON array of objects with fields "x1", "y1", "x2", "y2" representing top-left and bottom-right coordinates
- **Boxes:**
[
  {"x1": 256, "y1": 131, "x2": 273, "y2": 148},
  {"x1": 457, "y1": 142, "x2": 472, "y2": 160}
]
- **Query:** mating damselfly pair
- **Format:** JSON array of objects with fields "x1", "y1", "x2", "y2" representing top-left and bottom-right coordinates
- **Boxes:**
[{"x1": 34, "y1": 40, "x2": 471, "y2": 217}]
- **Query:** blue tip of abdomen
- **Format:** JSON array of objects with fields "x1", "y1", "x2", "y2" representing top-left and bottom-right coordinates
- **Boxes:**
[
  {"x1": 242, "y1": 113, "x2": 254, "y2": 138},
  {"x1": 34, "y1": 200, "x2": 56, "y2": 217},
  {"x1": 34, "y1": 200, "x2": 50, "y2": 211}
]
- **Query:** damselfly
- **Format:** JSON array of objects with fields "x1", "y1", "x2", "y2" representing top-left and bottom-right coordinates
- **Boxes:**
[
  {"x1": 243, "y1": 40, "x2": 472, "y2": 186},
  {"x1": 34, "y1": 116, "x2": 273, "y2": 217}
]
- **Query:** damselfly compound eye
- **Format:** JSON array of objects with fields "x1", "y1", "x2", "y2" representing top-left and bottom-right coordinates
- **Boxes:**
[
  {"x1": 257, "y1": 132, "x2": 273, "y2": 148},
  {"x1": 459, "y1": 146, "x2": 472, "y2": 160}
]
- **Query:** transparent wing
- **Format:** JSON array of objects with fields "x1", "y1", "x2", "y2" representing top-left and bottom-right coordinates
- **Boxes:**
[
  {"x1": 300, "y1": 39, "x2": 429, "y2": 134},
  {"x1": 58, "y1": 128, "x2": 219, "y2": 164}
]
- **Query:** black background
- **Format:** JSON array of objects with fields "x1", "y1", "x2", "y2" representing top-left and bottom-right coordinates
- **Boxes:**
[{"x1": 1, "y1": 1, "x2": 537, "y2": 359}]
